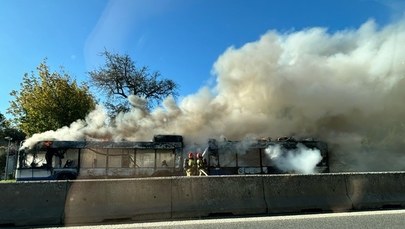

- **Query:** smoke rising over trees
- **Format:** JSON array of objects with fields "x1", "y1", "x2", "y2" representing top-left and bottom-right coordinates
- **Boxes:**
[
  {"x1": 88, "y1": 50, "x2": 178, "y2": 117},
  {"x1": 8, "y1": 60, "x2": 96, "y2": 136},
  {"x1": 21, "y1": 19, "x2": 405, "y2": 172}
]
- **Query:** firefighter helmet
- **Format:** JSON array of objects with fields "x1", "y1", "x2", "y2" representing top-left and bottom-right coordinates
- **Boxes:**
[
  {"x1": 188, "y1": 152, "x2": 194, "y2": 159},
  {"x1": 196, "y1": 153, "x2": 202, "y2": 158}
]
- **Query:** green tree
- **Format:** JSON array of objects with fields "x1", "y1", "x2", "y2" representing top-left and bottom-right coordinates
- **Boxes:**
[
  {"x1": 0, "y1": 112, "x2": 25, "y2": 142},
  {"x1": 8, "y1": 60, "x2": 96, "y2": 136},
  {"x1": 89, "y1": 50, "x2": 178, "y2": 116},
  {"x1": 0, "y1": 113, "x2": 8, "y2": 130}
]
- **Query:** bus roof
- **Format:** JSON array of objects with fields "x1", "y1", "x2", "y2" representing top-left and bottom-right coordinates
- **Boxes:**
[{"x1": 30, "y1": 140, "x2": 183, "y2": 150}]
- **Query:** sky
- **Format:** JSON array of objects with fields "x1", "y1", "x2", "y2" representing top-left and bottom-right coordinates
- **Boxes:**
[{"x1": 0, "y1": 0, "x2": 403, "y2": 116}]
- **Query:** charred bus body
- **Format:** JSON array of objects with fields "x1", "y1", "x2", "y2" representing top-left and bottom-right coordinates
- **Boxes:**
[
  {"x1": 15, "y1": 135, "x2": 329, "y2": 181},
  {"x1": 16, "y1": 135, "x2": 184, "y2": 181},
  {"x1": 206, "y1": 137, "x2": 329, "y2": 175}
]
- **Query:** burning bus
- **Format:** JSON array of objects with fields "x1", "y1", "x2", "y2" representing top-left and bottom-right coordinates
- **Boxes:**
[
  {"x1": 15, "y1": 135, "x2": 329, "y2": 181},
  {"x1": 206, "y1": 137, "x2": 329, "y2": 175},
  {"x1": 15, "y1": 135, "x2": 184, "y2": 181}
]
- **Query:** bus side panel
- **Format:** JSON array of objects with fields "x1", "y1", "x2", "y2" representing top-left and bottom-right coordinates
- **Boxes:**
[{"x1": 16, "y1": 168, "x2": 52, "y2": 181}]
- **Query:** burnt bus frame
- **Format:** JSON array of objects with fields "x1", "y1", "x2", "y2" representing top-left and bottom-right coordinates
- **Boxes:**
[
  {"x1": 16, "y1": 139, "x2": 184, "y2": 181},
  {"x1": 206, "y1": 139, "x2": 329, "y2": 175}
]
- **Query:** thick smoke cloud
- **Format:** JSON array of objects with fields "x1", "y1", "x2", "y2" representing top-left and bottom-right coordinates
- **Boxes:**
[
  {"x1": 23, "y1": 19, "x2": 405, "y2": 172},
  {"x1": 265, "y1": 143, "x2": 322, "y2": 174}
]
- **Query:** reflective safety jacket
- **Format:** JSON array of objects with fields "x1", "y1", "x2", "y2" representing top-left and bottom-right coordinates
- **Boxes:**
[
  {"x1": 196, "y1": 158, "x2": 206, "y2": 169},
  {"x1": 188, "y1": 158, "x2": 196, "y2": 168}
]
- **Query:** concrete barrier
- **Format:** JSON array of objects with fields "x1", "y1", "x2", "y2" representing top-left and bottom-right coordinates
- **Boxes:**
[
  {"x1": 171, "y1": 176, "x2": 267, "y2": 218},
  {"x1": 3, "y1": 172, "x2": 405, "y2": 227},
  {"x1": 263, "y1": 173, "x2": 352, "y2": 214},
  {"x1": 0, "y1": 181, "x2": 68, "y2": 227},
  {"x1": 64, "y1": 178, "x2": 172, "y2": 225},
  {"x1": 346, "y1": 172, "x2": 405, "y2": 210}
]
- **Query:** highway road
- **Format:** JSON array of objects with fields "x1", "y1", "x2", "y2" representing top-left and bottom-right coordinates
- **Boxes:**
[{"x1": 45, "y1": 209, "x2": 405, "y2": 229}]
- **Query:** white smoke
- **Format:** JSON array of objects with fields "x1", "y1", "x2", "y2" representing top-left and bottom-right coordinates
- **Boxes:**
[
  {"x1": 265, "y1": 143, "x2": 322, "y2": 174},
  {"x1": 21, "y1": 105, "x2": 110, "y2": 149},
  {"x1": 22, "y1": 18, "x2": 405, "y2": 171}
]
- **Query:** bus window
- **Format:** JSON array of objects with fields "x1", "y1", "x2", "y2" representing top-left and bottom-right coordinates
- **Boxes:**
[
  {"x1": 63, "y1": 149, "x2": 79, "y2": 168},
  {"x1": 27, "y1": 150, "x2": 47, "y2": 168},
  {"x1": 108, "y1": 148, "x2": 124, "y2": 168},
  {"x1": 81, "y1": 148, "x2": 97, "y2": 168},
  {"x1": 95, "y1": 149, "x2": 107, "y2": 167},
  {"x1": 136, "y1": 149, "x2": 155, "y2": 168},
  {"x1": 218, "y1": 147, "x2": 237, "y2": 167},
  {"x1": 81, "y1": 148, "x2": 107, "y2": 168},
  {"x1": 156, "y1": 149, "x2": 174, "y2": 168},
  {"x1": 238, "y1": 148, "x2": 260, "y2": 167},
  {"x1": 121, "y1": 149, "x2": 134, "y2": 168}
]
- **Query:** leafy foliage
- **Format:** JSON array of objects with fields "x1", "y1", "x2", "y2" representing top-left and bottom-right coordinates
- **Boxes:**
[
  {"x1": 0, "y1": 113, "x2": 8, "y2": 129},
  {"x1": 89, "y1": 50, "x2": 178, "y2": 116},
  {"x1": 8, "y1": 60, "x2": 96, "y2": 136},
  {"x1": 0, "y1": 113, "x2": 25, "y2": 142}
]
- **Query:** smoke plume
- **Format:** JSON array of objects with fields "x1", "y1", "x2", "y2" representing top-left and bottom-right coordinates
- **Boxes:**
[
  {"x1": 23, "y1": 19, "x2": 405, "y2": 172},
  {"x1": 265, "y1": 143, "x2": 322, "y2": 174}
]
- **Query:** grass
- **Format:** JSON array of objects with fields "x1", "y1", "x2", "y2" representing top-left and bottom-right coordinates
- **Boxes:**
[{"x1": 0, "y1": 179, "x2": 16, "y2": 183}]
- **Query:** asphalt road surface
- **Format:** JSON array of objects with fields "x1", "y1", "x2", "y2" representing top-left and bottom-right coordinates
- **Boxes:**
[{"x1": 46, "y1": 209, "x2": 405, "y2": 229}]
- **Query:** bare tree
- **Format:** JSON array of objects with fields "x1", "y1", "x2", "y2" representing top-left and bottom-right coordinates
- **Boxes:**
[{"x1": 89, "y1": 50, "x2": 178, "y2": 116}]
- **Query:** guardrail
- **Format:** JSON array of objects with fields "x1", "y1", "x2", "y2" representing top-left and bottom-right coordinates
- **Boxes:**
[{"x1": 1, "y1": 172, "x2": 405, "y2": 227}]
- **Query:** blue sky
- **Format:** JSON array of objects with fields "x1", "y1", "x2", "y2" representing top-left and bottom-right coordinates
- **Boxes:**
[{"x1": 0, "y1": 0, "x2": 403, "y2": 118}]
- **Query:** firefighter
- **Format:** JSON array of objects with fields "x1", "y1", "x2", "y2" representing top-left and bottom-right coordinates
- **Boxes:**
[
  {"x1": 183, "y1": 152, "x2": 197, "y2": 176},
  {"x1": 196, "y1": 153, "x2": 208, "y2": 176}
]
